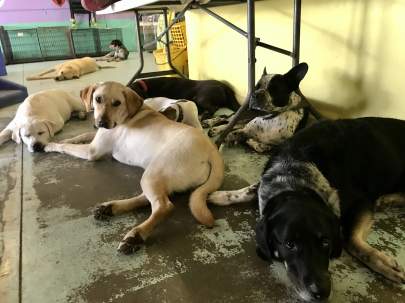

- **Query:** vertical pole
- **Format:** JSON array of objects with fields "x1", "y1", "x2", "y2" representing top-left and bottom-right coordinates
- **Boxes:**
[
  {"x1": 163, "y1": 8, "x2": 186, "y2": 78},
  {"x1": 247, "y1": 0, "x2": 256, "y2": 101},
  {"x1": 215, "y1": 0, "x2": 256, "y2": 146},
  {"x1": 292, "y1": 0, "x2": 301, "y2": 66},
  {"x1": 127, "y1": 10, "x2": 145, "y2": 86}
]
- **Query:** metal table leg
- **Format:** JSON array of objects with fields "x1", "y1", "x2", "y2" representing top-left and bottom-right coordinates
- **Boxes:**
[{"x1": 215, "y1": 0, "x2": 256, "y2": 146}]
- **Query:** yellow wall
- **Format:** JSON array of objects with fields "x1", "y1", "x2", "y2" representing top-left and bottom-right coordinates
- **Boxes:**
[{"x1": 185, "y1": 0, "x2": 405, "y2": 119}]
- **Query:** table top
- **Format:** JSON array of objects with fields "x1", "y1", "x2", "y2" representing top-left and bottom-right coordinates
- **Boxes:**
[{"x1": 96, "y1": 0, "x2": 246, "y2": 15}]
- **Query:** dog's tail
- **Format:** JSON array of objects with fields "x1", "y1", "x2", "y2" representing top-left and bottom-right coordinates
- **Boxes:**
[
  {"x1": 208, "y1": 183, "x2": 259, "y2": 206},
  {"x1": 189, "y1": 148, "x2": 224, "y2": 227},
  {"x1": 26, "y1": 68, "x2": 57, "y2": 81},
  {"x1": 221, "y1": 80, "x2": 241, "y2": 112},
  {"x1": 97, "y1": 65, "x2": 116, "y2": 69},
  {"x1": 26, "y1": 75, "x2": 56, "y2": 81}
]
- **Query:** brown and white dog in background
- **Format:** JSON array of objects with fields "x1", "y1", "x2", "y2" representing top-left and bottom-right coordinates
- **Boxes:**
[{"x1": 97, "y1": 39, "x2": 129, "y2": 62}]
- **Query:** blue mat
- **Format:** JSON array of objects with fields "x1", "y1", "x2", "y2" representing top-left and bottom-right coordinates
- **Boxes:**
[
  {"x1": 0, "y1": 48, "x2": 6, "y2": 76},
  {"x1": 0, "y1": 78, "x2": 28, "y2": 108}
]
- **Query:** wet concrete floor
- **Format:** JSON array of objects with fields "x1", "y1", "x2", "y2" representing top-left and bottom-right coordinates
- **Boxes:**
[{"x1": 1, "y1": 55, "x2": 404, "y2": 302}]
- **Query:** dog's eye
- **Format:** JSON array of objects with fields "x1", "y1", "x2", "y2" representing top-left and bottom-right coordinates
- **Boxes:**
[
  {"x1": 37, "y1": 131, "x2": 44, "y2": 136},
  {"x1": 95, "y1": 96, "x2": 102, "y2": 103},
  {"x1": 285, "y1": 240, "x2": 297, "y2": 251},
  {"x1": 112, "y1": 100, "x2": 121, "y2": 107}
]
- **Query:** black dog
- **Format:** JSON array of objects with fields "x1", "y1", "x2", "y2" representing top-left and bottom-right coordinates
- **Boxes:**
[
  {"x1": 209, "y1": 117, "x2": 405, "y2": 301},
  {"x1": 129, "y1": 77, "x2": 240, "y2": 119},
  {"x1": 203, "y1": 63, "x2": 320, "y2": 152}
]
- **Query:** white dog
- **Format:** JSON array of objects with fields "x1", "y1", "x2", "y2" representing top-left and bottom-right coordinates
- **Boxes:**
[
  {"x1": 0, "y1": 89, "x2": 86, "y2": 152},
  {"x1": 145, "y1": 97, "x2": 202, "y2": 129},
  {"x1": 45, "y1": 81, "x2": 223, "y2": 254}
]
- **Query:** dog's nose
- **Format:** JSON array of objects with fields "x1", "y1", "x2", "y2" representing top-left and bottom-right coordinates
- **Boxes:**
[
  {"x1": 33, "y1": 142, "x2": 44, "y2": 152},
  {"x1": 97, "y1": 120, "x2": 109, "y2": 129}
]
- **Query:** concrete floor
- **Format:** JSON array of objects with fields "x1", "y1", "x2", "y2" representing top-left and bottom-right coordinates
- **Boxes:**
[{"x1": 0, "y1": 54, "x2": 404, "y2": 303}]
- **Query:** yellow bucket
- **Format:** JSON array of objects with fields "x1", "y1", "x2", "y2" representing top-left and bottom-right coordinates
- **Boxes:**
[{"x1": 153, "y1": 46, "x2": 188, "y2": 76}]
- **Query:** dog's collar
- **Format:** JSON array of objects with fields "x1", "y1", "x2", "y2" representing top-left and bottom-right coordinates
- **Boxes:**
[
  {"x1": 177, "y1": 104, "x2": 184, "y2": 122},
  {"x1": 137, "y1": 80, "x2": 148, "y2": 92},
  {"x1": 258, "y1": 160, "x2": 341, "y2": 218}
]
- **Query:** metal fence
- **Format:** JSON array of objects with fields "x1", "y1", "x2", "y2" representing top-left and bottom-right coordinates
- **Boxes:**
[{"x1": 0, "y1": 26, "x2": 123, "y2": 64}]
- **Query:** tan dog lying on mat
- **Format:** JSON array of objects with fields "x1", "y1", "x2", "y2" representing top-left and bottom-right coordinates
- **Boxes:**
[
  {"x1": 44, "y1": 81, "x2": 224, "y2": 254},
  {"x1": 26, "y1": 57, "x2": 114, "y2": 81},
  {"x1": 0, "y1": 89, "x2": 86, "y2": 152}
]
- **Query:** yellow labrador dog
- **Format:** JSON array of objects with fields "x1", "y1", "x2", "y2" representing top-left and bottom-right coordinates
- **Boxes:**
[
  {"x1": 0, "y1": 89, "x2": 86, "y2": 152},
  {"x1": 44, "y1": 81, "x2": 224, "y2": 254},
  {"x1": 26, "y1": 57, "x2": 114, "y2": 81}
]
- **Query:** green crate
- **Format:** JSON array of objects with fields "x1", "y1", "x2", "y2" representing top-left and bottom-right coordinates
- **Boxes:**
[
  {"x1": 37, "y1": 27, "x2": 74, "y2": 59},
  {"x1": 0, "y1": 27, "x2": 124, "y2": 64},
  {"x1": 7, "y1": 29, "x2": 42, "y2": 62},
  {"x1": 71, "y1": 28, "x2": 99, "y2": 56}
]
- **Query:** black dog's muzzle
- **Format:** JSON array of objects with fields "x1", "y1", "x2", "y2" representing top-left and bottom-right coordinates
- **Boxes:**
[{"x1": 250, "y1": 89, "x2": 276, "y2": 112}]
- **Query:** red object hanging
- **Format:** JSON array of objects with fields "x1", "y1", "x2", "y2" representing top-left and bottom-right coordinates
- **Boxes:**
[
  {"x1": 81, "y1": 0, "x2": 120, "y2": 12},
  {"x1": 52, "y1": 0, "x2": 66, "y2": 7}
]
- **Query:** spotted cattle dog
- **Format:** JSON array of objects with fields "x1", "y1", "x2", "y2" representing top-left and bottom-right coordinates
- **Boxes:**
[
  {"x1": 203, "y1": 63, "x2": 320, "y2": 152},
  {"x1": 208, "y1": 117, "x2": 405, "y2": 301}
]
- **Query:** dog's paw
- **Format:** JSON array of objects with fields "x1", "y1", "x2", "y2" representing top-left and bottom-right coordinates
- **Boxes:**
[
  {"x1": 246, "y1": 139, "x2": 270, "y2": 153},
  {"x1": 208, "y1": 127, "x2": 222, "y2": 137},
  {"x1": 117, "y1": 233, "x2": 145, "y2": 255},
  {"x1": 203, "y1": 117, "x2": 229, "y2": 129},
  {"x1": 208, "y1": 191, "x2": 229, "y2": 204},
  {"x1": 93, "y1": 204, "x2": 113, "y2": 220},
  {"x1": 44, "y1": 143, "x2": 61, "y2": 153},
  {"x1": 201, "y1": 120, "x2": 211, "y2": 128},
  {"x1": 380, "y1": 254, "x2": 405, "y2": 283},
  {"x1": 368, "y1": 251, "x2": 405, "y2": 283},
  {"x1": 384, "y1": 261, "x2": 405, "y2": 284},
  {"x1": 223, "y1": 132, "x2": 244, "y2": 146}
]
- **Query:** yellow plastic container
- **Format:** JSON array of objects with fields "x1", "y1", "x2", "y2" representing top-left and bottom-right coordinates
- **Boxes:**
[
  {"x1": 153, "y1": 45, "x2": 188, "y2": 75},
  {"x1": 170, "y1": 21, "x2": 187, "y2": 48}
]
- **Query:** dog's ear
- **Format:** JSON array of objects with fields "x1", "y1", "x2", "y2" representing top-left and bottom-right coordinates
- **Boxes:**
[
  {"x1": 255, "y1": 216, "x2": 274, "y2": 261},
  {"x1": 262, "y1": 67, "x2": 268, "y2": 76},
  {"x1": 11, "y1": 127, "x2": 21, "y2": 144},
  {"x1": 123, "y1": 87, "x2": 144, "y2": 118},
  {"x1": 80, "y1": 85, "x2": 97, "y2": 112},
  {"x1": 42, "y1": 120, "x2": 56, "y2": 137},
  {"x1": 284, "y1": 62, "x2": 308, "y2": 91}
]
